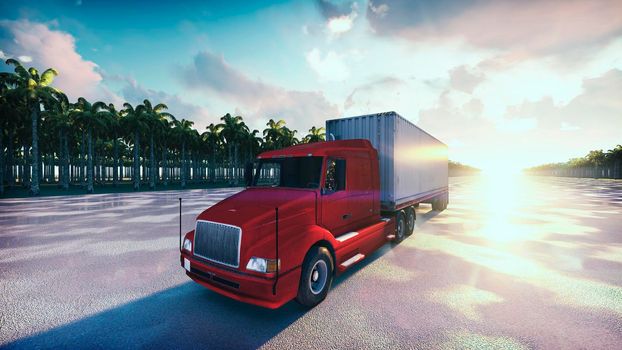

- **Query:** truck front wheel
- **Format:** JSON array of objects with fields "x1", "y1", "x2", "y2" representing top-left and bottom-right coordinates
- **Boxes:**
[{"x1": 296, "y1": 246, "x2": 334, "y2": 308}]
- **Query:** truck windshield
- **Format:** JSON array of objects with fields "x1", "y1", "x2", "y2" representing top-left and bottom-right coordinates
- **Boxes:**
[{"x1": 253, "y1": 156, "x2": 323, "y2": 189}]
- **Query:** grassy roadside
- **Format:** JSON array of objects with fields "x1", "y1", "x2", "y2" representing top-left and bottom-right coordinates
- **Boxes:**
[{"x1": 0, "y1": 181, "x2": 236, "y2": 199}]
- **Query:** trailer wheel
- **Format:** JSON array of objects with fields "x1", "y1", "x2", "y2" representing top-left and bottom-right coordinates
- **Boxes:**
[
  {"x1": 442, "y1": 194, "x2": 449, "y2": 210},
  {"x1": 405, "y1": 207, "x2": 416, "y2": 236},
  {"x1": 296, "y1": 246, "x2": 334, "y2": 308},
  {"x1": 432, "y1": 197, "x2": 441, "y2": 211},
  {"x1": 394, "y1": 210, "x2": 407, "y2": 243}
]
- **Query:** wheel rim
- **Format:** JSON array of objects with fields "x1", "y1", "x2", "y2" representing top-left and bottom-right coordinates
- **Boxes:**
[
  {"x1": 407, "y1": 210, "x2": 414, "y2": 230},
  {"x1": 397, "y1": 217, "x2": 405, "y2": 239},
  {"x1": 309, "y1": 260, "x2": 328, "y2": 295}
]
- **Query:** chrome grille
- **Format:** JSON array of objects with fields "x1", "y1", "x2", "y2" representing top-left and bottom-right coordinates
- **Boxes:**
[{"x1": 194, "y1": 220, "x2": 241, "y2": 268}]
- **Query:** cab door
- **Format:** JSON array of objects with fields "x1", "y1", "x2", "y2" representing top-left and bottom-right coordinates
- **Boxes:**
[
  {"x1": 348, "y1": 155, "x2": 374, "y2": 228},
  {"x1": 320, "y1": 157, "x2": 350, "y2": 235}
]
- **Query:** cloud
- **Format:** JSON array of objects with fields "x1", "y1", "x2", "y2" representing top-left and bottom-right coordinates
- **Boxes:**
[
  {"x1": 369, "y1": 1, "x2": 389, "y2": 18},
  {"x1": 316, "y1": 0, "x2": 355, "y2": 19},
  {"x1": 327, "y1": 13, "x2": 356, "y2": 35},
  {"x1": 367, "y1": 0, "x2": 622, "y2": 57},
  {"x1": 417, "y1": 69, "x2": 622, "y2": 169},
  {"x1": 17, "y1": 55, "x2": 32, "y2": 63},
  {"x1": 306, "y1": 48, "x2": 349, "y2": 81},
  {"x1": 119, "y1": 76, "x2": 211, "y2": 129},
  {"x1": 561, "y1": 122, "x2": 580, "y2": 131},
  {"x1": 180, "y1": 51, "x2": 339, "y2": 131},
  {"x1": 344, "y1": 76, "x2": 406, "y2": 110},
  {"x1": 0, "y1": 19, "x2": 119, "y2": 102},
  {"x1": 449, "y1": 65, "x2": 484, "y2": 94},
  {"x1": 315, "y1": 0, "x2": 359, "y2": 36}
]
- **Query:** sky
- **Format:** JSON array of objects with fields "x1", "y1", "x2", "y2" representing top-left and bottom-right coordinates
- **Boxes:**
[{"x1": 1, "y1": 0, "x2": 621, "y2": 172}]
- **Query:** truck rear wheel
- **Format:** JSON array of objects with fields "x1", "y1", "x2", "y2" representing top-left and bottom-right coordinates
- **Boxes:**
[
  {"x1": 394, "y1": 210, "x2": 407, "y2": 243},
  {"x1": 432, "y1": 195, "x2": 447, "y2": 211},
  {"x1": 405, "y1": 207, "x2": 416, "y2": 236},
  {"x1": 296, "y1": 246, "x2": 334, "y2": 308},
  {"x1": 432, "y1": 197, "x2": 441, "y2": 211}
]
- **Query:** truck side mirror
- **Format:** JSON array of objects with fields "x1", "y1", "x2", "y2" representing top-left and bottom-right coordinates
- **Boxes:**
[{"x1": 244, "y1": 162, "x2": 254, "y2": 187}]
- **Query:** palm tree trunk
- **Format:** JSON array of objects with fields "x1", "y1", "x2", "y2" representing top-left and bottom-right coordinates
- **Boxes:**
[
  {"x1": 181, "y1": 142, "x2": 186, "y2": 188},
  {"x1": 87, "y1": 127, "x2": 94, "y2": 193},
  {"x1": 133, "y1": 131, "x2": 140, "y2": 190},
  {"x1": 234, "y1": 144, "x2": 239, "y2": 185},
  {"x1": 210, "y1": 152, "x2": 216, "y2": 183},
  {"x1": 62, "y1": 131, "x2": 69, "y2": 189},
  {"x1": 80, "y1": 131, "x2": 86, "y2": 187},
  {"x1": 58, "y1": 130, "x2": 63, "y2": 188},
  {"x1": 150, "y1": 133, "x2": 155, "y2": 189},
  {"x1": 8, "y1": 129, "x2": 15, "y2": 188},
  {"x1": 0, "y1": 126, "x2": 4, "y2": 195},
  {"x1": 113, "y1": 135, "x2": 119, "y2": 187},
  {"x1": 29, "y1": 104, "x2": 40, "y2": 196},
  {"x1": 228, "y1": 144, "x2": 233, "y2": 184},
  {"x1": 22, "y1": 144, "x2": 28, "y2": 187},
  {"x1": 162, "y1": 147, "x2": 168, "y2": 186}
]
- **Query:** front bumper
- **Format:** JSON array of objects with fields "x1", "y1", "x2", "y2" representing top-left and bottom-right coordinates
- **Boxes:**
[{"x1": 181, "y1": 253, "x2": 301, "y2": 309}]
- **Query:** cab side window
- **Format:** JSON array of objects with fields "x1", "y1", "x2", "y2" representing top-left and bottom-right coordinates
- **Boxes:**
[{"x1": 324, "y1": 158, "x2": 346, "y2": 193}]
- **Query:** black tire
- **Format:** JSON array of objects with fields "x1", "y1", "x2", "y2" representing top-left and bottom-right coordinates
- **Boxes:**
[
  {"x1": 296, "y1": 246, "x2": 334, "y2": 308},
  {"x1": 405, "y1": 206, "x2": 416, "y2": 236},
  {"x1": 438, "y1": 193, "x2": 448, "y2": 211},
  {"x1": 394, "y1": 210, "x2": 407, "y2": 244},
  {"x1": 431, "y1": 197, "x2": 441, "y2": 211}
]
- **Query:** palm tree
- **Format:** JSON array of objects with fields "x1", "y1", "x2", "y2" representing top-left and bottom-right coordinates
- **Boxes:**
[
  {"x1": 173, "y1": 119, "x2": 195, "y2": 188},
  {"x1": 0, "y1": 71, "x2": 16, "y2": 194},
  {"x1": 100, "y1": 104, "x2": 123, "y2": 186},
  {"x1": 279, "y1": 125, "x2": 299, "y2": 147},
  {"x1": 44, "y1": 93, "x2": 74, "y2": 189},
  {"x1": 136, "y1": 99, "x2": 174, "y2": 189},
  {"x1": 72, "y1": 97, "x2": 110, "y2": 193},
  {"x1": 218, "y1": 113, "x2": 249, "y2": 184},
  {"x1": 263, "y1": 118, "x2": 286, "y2": 151},
  {"x1": 3, "y1": 59, "x2": 60, "y2": 195},
  {"x1": 158, "y1": 114, "x2": 176, "y2": 186},
  {"x1": 242, "y1": 129, "x2": 262, "y2": 162},
  {"x1": 202, "y1": 123, "x2": 222, "y2": 183},
  {"x1": 303, "y1": 126, "x2": 325, "y2": 143},
  {"x1": 121, "y1": 103, "x2": 148, "y2": 190}
]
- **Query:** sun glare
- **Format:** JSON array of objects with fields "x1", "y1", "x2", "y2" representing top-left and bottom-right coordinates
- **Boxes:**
[{"x1": 480, "y1": 163, "x2": 522, "y2": 177}]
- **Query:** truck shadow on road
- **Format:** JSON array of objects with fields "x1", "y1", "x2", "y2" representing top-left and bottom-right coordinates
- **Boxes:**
[{"x1": 5, "y1": 281, "x2": 307, "y2": 349}]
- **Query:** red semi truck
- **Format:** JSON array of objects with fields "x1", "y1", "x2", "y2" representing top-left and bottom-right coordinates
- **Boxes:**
[{"x1": 180, "y1": 112, "x2": 448, "y2": 308}]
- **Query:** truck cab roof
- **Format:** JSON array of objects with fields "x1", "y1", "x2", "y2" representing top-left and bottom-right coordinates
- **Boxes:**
[{"x1": 257, "y1": 139, "x2": 374, "y2": 159}]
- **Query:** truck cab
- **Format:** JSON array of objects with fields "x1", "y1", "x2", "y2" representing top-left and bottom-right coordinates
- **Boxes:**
[{"x1": 181, "y1": 140, "x2": 399, "y2": 308}]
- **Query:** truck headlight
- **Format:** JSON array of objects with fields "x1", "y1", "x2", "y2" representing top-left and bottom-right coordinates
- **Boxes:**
[
  {"x1": 182, "y1": 238, "x2": 192, "y2": 252},
  {"x1": 246, "y1": 257, "x2": 280, "y2": 273}
]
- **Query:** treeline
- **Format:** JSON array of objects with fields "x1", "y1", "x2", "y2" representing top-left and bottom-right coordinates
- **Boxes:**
[
  {"x1": 0, "y1": 59, "x2": 326, "y2": 196},
  {"x1": 524, "y1": 145, "x2": 622, "y2": 179},
  {"x1": 449, "y1": 161, "x2": 481, "y2": 176}
]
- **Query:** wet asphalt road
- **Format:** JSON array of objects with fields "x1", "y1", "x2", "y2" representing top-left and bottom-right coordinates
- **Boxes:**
[{"x1": 1, "y1": 176, "x2": 621, "y2": 349}]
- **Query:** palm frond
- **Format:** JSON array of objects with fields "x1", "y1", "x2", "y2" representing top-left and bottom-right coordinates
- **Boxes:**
[
  {"x1": 39, "y1": 68, "x2": 59, "y2": 87},
  {"x1": 28, "y1": 67, "x2": 39, "y2": 82}
]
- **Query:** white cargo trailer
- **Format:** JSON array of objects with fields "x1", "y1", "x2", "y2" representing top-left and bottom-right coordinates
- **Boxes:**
[{"x1": 326, "y1": 111, "x2": 449, "y2": 211}]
